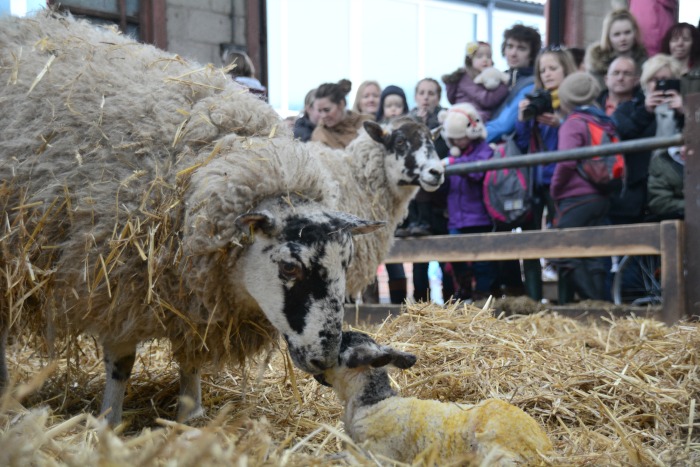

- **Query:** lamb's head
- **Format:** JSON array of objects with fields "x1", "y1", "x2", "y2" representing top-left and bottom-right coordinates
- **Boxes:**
[
  {"x1": 235, "y1": 206, "x2": 383, "y2": 374},
  {"x1": 364, "y1": 119, "x2": 444, "y2": 192},
  {"x1": 314, "y1": 331, "x2": 416, "y2": 404}
]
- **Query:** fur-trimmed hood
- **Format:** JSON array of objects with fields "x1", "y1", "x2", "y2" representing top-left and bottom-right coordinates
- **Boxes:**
[{"x1": 585, "y1": 42, "x2": 648, "y2": 77}]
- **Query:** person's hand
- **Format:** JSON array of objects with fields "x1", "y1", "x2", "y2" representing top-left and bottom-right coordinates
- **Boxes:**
[
  {"x1": 441, "y1": 157, "x2": 450, "y2": 167},
  {"x1": 536, "y1": 112, "x2": 561, "y2": 127},
  {"x1": 415, "y1": 107, "x2": 428, "y2": 122},
  {"x1": 517, "y1": 98, "x2": 530, "y2": 122},
  {"x1": 664, "y1": 89, "x2": 684, "y2": 112},
  {"x1": 645, "y1": 90, "x2": 666, "y2": 112}
]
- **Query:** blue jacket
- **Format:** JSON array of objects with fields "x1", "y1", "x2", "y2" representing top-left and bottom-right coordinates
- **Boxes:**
[
  {"x1": 486, "y1": 67, "x2": 534, "y2": 143},
  {"x1": 514, "y1": 119, "x2": 559, "y2": 186},
  {"x1": 446, "y1": 140, "x2": 494, "y2": 229}
]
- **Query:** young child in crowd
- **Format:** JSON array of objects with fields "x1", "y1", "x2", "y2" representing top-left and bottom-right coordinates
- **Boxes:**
[
  {"x1": 442, "y1": 41, "x2": 509, "y2": 121},
  {"x1": 376, "y1": 85, "x2": 410, "y2": 305},
  {"x1": 551, "y1": 72, "x2": 614, "y2": 303},
  {"x1": 376, "y1": 85, "x2": 410, "y2": 123},
  {"x1": 439, "y1": 103, "x2": 495, "y2": 301}
]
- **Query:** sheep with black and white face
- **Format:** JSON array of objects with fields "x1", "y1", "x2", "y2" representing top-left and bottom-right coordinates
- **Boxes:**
[{"x1": 0, "y1": 11, "x2": 383, "y2": 426}]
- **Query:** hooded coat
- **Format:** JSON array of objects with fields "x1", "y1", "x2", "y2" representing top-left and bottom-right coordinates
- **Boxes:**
[{"x1": 551, "y1": 107, "x2": 618, "y2": 201}]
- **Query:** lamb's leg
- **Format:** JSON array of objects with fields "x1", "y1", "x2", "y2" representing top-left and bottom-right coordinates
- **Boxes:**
[
  {"x1": 177, "y1": 364, "x2": 204, "y2": 422},
  {"x1": 0, "y1": 327, "x2": 8, "y2": 393},
  {"x1": 101, "y1": 343, "x2": 136, "y2": 426}
]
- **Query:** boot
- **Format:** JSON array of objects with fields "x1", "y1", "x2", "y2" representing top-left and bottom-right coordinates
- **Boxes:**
[
  {"x1": 361, "y1": 279, "x2": 379, "y2": 304},
  {"x1": 523, "y1": 259, "x2": 543, "y2": 301},
  {"x1": 571, "y1": 265, "x2": 607, "y2": 301},
  {"x1": 557, "y1": 269, "x2": 575, "y2": 305},
  {"x1": 388, "y1": 278, "x2": 407, "y2": 304},
  {"x1": 452, "y1": 263, "x2": 473, "y2": 302}
]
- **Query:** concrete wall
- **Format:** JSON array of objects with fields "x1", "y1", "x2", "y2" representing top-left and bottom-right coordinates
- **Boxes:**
[{"x1": 165, "y1": 0, "x2": 247, "y2": 66}]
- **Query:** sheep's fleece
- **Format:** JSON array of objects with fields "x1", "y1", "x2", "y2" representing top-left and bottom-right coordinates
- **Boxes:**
[
  {"x1": 0, "y1": 10, "x2": 374, "y2": 411},
  {"x1": 316, "y1": 331, "x2": 553, "y2": 465}
]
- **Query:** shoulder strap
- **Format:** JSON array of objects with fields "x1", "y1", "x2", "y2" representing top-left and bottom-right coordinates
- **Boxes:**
[{"x1": 492, "y1": 75, "x2": 535, "y2": 119}]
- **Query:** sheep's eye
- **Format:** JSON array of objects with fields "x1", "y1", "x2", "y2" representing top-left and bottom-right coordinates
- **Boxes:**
[
  {"x1": 394, "y1": 135, "x2": 406, "y2": 149},
  {"x1": 279, "y1": 261, "x2": 303, "y2": 281}
]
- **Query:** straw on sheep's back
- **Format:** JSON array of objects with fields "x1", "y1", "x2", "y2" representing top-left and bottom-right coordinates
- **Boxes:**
[{"x1": 0, "y1": 11, "x2": 286, "y2": 352}]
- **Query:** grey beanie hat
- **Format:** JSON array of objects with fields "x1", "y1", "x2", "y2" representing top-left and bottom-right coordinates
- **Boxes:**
[{"x1": 558, "y1": 72, "x2": 601, "y2": 110}]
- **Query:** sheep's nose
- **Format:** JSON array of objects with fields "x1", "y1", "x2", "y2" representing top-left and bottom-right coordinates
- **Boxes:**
[
  {"x1": 429, "y1": 167, "x2": 443, "y2": 177},
  {"x1": 310, "y1": 358, "x2": 332, "y2": 372}
]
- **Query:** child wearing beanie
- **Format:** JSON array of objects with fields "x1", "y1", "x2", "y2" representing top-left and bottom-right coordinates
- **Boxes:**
[
  {"x1": 376, "y1": 85, "x2": 410, "y2": 123},
  {"x1": 442, "y1": 41, "x2": 509, "y2": 122},
  {"x1": 438, "y1": 103, "x2": 495, "y2": 301},
  {"x1": 551, "y1": 71, "x2": 617, "y2": 304}
]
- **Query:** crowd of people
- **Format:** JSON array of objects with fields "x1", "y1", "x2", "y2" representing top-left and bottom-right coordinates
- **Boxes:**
[{"x1": 233, "y1": 6, "x2": 697, "y2": 306}]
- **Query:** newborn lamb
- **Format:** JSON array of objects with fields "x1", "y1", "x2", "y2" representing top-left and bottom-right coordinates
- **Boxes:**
[{"x1": 314, "y1": 331, "x2": 553, "y2": 465}]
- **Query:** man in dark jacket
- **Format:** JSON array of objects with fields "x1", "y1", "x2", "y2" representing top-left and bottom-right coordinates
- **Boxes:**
[{"x1": 597, "y1": 56, "x2": 656, "y2": 225}]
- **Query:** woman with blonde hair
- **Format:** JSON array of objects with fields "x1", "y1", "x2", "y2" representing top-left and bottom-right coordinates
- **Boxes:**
[
  {"x1": 641, "y1": 54, "x2": 684, "y2": 139},
  {"x1": 585, "y1": 9, "x2": 647, "y2": 88},
  {"x1": 351, "y1": 80, "x2": 381, "y2": 117}
]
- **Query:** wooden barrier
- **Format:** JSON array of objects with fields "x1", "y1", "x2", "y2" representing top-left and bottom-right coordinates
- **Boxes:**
[{"x1": 385, "y1": 220, "x2": 685, "y2": 324}]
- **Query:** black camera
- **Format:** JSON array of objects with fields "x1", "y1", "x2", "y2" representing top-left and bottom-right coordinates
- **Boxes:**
[
  {"x1": 522, "y1": 89, "x2": 553, "y2": 121},
  {"x1": 655, "y1": 79, "x2": 681, "y2": 94}
]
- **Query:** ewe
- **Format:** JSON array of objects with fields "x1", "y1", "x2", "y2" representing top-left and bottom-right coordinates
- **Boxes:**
[
  {"x1": 315, "y1": 331, "x2": 554, "y2": 465},
  {"x1": 0, "y1": 11, "x2": 381, "y2": 425},
  {"x1": 311, "y1": 118, "x2": 445, "y2": 297}
]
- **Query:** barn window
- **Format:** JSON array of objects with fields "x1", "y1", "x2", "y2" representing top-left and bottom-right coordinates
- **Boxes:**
[{"x1": 47, "y1": 0, "x2": 166, "y2": 48}]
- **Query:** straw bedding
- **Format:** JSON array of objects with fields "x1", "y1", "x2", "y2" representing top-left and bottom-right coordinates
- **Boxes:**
[{"x1": 1, "y1": 301, "x2": 697, "y2": 466}]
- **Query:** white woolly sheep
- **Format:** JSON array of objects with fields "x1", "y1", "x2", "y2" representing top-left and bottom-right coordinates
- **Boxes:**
[
  {"x1": 315, "y1": 331, "x2": 554, "y2": 465},
  {"x1": 310, "y1": 118, "x2": 444, "y2": 297},
  {"x1": 0, "y1": 12, "x2": 383, "y2": 425}
]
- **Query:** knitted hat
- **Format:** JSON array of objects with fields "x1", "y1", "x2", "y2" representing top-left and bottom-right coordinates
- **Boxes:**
[
  {"x1": 558, "y1": 72, "x2": 601, "y2": 111},
  {"x1": 438, "y1": 103, "x2": 487, "y2": 156},
  {"x1": 376, "y1": 85, "x2": 409, "y2": 122}
]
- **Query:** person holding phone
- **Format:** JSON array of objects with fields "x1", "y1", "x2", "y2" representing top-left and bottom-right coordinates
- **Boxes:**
[{"x1": 641, "y1": 54, "x2": 684, "y2": 139}]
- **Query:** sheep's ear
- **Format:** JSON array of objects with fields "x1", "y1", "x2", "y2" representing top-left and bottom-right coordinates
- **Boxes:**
[
  {"x1": 430, "y1": 125, "x2": 442, "y2": 141},
  {"x1": 364, "y1": 121, "x2": 387, "y2": 144},
  {"x1": 390, "y1": 349, "x2": 417, "y2": 369},
  {"x1": 331, "y1": 211, "x2": 385, "y2": 236},
  {"x1": 235, "y1": 210, "x2": 277, "y2": 235}
]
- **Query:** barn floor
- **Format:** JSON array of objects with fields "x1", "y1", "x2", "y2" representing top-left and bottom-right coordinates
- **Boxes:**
[{"x1": 1, "y1": 301, "x2": 697, "y2": 466}]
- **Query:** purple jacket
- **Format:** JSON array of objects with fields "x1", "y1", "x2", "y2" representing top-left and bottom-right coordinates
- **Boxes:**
[
  {"x1": 445, "y1": 73, "x2": 509, "y2": 122},
  {"x1": 446, "y1": 140, "x2": 494, "y2": 229},
  {"x1": 550, "y1": 108, "x2": 617, "y2": 201}
]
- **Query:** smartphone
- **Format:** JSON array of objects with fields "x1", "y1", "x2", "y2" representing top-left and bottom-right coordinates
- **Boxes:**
[{"x1": 655, "y1": 79, "x2": 681, "y2": 93}]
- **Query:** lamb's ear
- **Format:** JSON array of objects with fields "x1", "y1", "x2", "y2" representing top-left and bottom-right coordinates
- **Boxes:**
[
  {"x1": 346, "y1": 342, "x2": 392, "y2": 368},
  {"x1": 390, "y1": 349, "x2": 417, "y2": 369},
  {"x1": 235, "y1": 210, "x2": 277, "y2": 235},
  {"x1": 364, "y1": 120, "x2": 387, "y2": 144}
]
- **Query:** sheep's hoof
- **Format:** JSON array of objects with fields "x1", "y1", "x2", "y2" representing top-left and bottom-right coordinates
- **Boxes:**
[{"x1": 177, "y1": 395, "x2": 205, "y2": 423}]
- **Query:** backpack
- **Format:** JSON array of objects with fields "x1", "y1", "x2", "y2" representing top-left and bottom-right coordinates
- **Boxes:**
[
  {"x1": 570, "y1": 115, "x2": 626, "y2": 192},
  {"x1": 482, "y1": 134, "x2": 533, "y2": 228}
]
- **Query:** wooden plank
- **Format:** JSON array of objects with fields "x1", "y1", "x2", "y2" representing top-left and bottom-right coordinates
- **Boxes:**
[
  {"x1": 386, "y1": 223, "x2": 661, "y2": 263},
  {"x1": 684, "y1": 93, "x2": 700, "y2": 319},
  {"x1": 660, "y1": 220, "x2": 685, "y2": 324}
]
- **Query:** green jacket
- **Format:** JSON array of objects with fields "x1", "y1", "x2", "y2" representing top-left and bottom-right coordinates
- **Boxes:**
[
  {"x1": 682, "y1": 66, "x2": 700, "y2": 99},
  {"x1": 647, "y1": 151, "x2": 684, "y2": 219}
]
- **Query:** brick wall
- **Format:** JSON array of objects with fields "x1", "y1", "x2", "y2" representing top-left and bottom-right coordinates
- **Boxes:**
[{"x1": 165, "y1": 0, "x2": 247, "y2": 66}]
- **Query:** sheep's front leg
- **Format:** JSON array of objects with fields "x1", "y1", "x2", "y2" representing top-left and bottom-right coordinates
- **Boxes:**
[
  {"x1": 0, "y1": 327, "x2": 8, "y2": 393},
  {"x1": 101, "y1": 343, "x2": 136, "y2": 426},
  {"x1": 177, "y1": 365, "x2": 204, "y2": 422}
]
